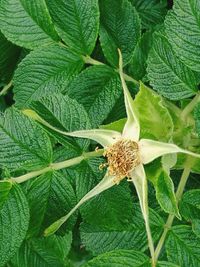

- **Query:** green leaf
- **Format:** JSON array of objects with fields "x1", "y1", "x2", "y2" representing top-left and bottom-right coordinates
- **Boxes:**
[
  {"x1": 83, "y1": 249, "x2": 150, "y2": 267},
  {"x1": 131, "y1": 0, "x2": 167, "y2": 29},
  {"x1": 0, "y1": 108, "x2": 52, "y2": 172},
  {"x1": 80, "y1": 204, "x2": 164, "y2": 255},
  {"x1": 166, "y1": 225, "x2": 200, "y2": 267},
  {"x1": 0, "y1": 0, "x2": 57, "y2": 49},
  {"x1": 147, "y1": 31, "x2": 198, "y2": 100},
  {"x1": 19, "y1": 0, "x2": 59, "y2": 41},
  {"x1": 156, "y1": 170, "x2": 180, "y2": 218},
  {"x1": 127, "y1": 30, "x2": 153, "y2": 80},
  {"x1": 10, "y1": 232, "x2": 72, "y2": 267},
  {"x1": 26, "y1": 171, "x2": 77, "y2": 237},
  {"x1": 30, "y1": 93, "x2": 90, "y2": 150},
  {"x1": 157, "y1": 262, "x2": 180, "y2": 267},
  {"x1": 165, "y1": 0, "x2": 200, "y2": 72},
  {"x1": 133, "y1": 82, "x2": 173, "y2": 141},
  {"x1": 180, "y1": 190, "x2": 200, "y2": 236},
  {"x1": 0, "y1": 32, "x2": 21, "y2": 83},
  {"x1": 0, "y1": 183, "x2": 29, "y2": 266},
  {"x1": 65, "y1": 65, "x2": 122, "y2": 127},
  {"x1": 46, "y1": 0, "x2": 99, "y2": 55},
  {"x1": 0, "y1": 180, "x2": 12, "y2": 209},
  {"x1": 99, "y1": 0, "x2": 140, "y2": 67},
  {"x1": 14, "y1": 44, "x2": 84, "y2": 108},
  {"x1": 194, "y1": 103, "x2": 200, "y2": 137}
]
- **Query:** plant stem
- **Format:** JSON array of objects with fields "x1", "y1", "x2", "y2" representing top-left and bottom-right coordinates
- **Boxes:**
[
  {"x1": 0, "y1": 80, "x2": 12, "y2": 97},
  {"x1": 11, "y1": 149, "x2": 104, "y2": 184},
  {"x1": 82, "y1": 55, "x2": 139, "y2": 86},
  {"x1": 181, "y1": 92, "x2": 200, "y2": 120},
  {"x1": 154, "y1": 156, "x2": 194, "y2": 263}
]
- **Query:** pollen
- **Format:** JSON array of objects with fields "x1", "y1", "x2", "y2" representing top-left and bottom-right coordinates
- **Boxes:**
[{"x1": 103, "y1": 139, "x2": 140, "y2": 183}]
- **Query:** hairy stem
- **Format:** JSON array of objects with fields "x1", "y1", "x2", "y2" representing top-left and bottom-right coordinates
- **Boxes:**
[
  {"x1": 0, "y1": 80, "x2": 12, "y2": 97},
  {"x1": 83, "y1": 55, "x2": 139, "y2": 86},
  {"x1": 181, "y1": 92, "x2": 200, "y2": 120},
  {"x1": 11, "y1": 149, "x2": 104, "y2": 184},
  {"x1": 154, "y1": 156, "x2": 194, "y2": 263}
]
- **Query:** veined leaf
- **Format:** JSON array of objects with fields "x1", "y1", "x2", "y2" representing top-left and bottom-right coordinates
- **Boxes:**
[
  {"x1": 166, "y1": 225, "x2": 200, "y2": 267},
  {"x1": 0, "y1": 108, "x2": 52, "y2": 172},
  {"x1": 0, "y1": 0, "x2": 57, "y2": 49},
  {"x1": 147, "y1": 31, "x2": 198, "y2": 100},
  {"x1": 82, "y1": 249, "x2": 150, "y2": 267},
  {"x1": 194, "y1": 103, "x2": 200, "y2": 137},
  {"x1": 80, "y1": 204, "x2": 164, "y2": 255},
  {"x1": 46, "y1": 0, "x2": 99, "y2": 55},
  {"x1": 30, "y1": 93, "x2": 90, "y2": 150},
  {"x1": 65, "y1": 65, "x2": 122, "y2": 127},
  {"x1": 10, "y1": 232, "x2": 72, "y2": 267},
  {"x1": 26, "y1": 171, "x2": 77, "y2": 237},
  {"x1": 99, "y1": 0, "x2": 140, "y2": 67},
  {"x1": 0, "y1": 32, "x2": 21, "y2": 83},
  {"x1": 0, "y1": 183, "x2": 29, "y2": 266},
  {"x1": 131, "y1": 0, "x2": 167, "y2": 29},
  {"x1": 133, "y1": 83, "x2": 173, "y2": 141},
  {"x1": 165, "y1": 0, "x2": 200, "y2": 72},
  {"x1": 14, "y1": 44, "x2": 84, "y2": 108},
  {"x1": 0, "y1": 180, "x2": 12, "y2": 209}
]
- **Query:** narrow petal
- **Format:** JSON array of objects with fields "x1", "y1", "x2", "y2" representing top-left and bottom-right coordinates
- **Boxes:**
[
  {"x1": 22, "y1": 110, "x2": 121, "y2": 147},
  {"x1": 44, "y1": 173, "x2": 116, "y2": 236},
  {"x1": 118, "y1": 49, "x2": 140, "y2": 141},
  {"x1": 139, "y1": 139, "x2": 200, "y2": 165}
]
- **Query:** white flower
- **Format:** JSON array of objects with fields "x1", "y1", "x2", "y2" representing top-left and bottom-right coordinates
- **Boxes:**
[{"x1": 44, "y1": 50, "x2": 200, "y2": 238}]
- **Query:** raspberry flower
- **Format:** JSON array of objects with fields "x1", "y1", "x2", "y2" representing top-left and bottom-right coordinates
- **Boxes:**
[{"x1": 38, "y1": 50, "x2": 200, "y2": 265}]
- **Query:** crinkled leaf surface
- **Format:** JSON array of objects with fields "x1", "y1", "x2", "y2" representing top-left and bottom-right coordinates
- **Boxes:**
[
  {"x1": 194, "y1": 103, "x2": 200, "y2": 137},
  {"x1": 10, "y1": 232, "x2": 72, "y2": 267},
  {"x1": 147, "y1": 31, "x2": 198, "y2": 100},
  {"x1": 0, "y1": 108, "x2": 52, "y2": 172},
  {"x1": 166, "y1": 225, "x2": 200, "y2": 267},
  {"x1": 0, "y1": 183, "x2": 29, "y2": 266},
  {"x1": 46, "y1": 0, "x2": 99, "y2": 55},
  {"x1": 14, "y1": 45, "x2": 84, "y2": 108},
  {"x1": 0, "y1": 0, "x2": 56, "y2": 49},
  {"x1": 165, "y1": 0, "x2": 200, "y2": 72},
  {"x1": 65, "y1": 65, "x2": 122, "y2": 127},
  {"x1": 99, "y1": 0, "x2": 140, "y2": 67}
]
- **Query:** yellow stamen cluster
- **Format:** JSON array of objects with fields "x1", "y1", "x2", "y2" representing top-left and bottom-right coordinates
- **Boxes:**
[{"x1": 104, "y1": 139, "x2": 140, "y2": 184}]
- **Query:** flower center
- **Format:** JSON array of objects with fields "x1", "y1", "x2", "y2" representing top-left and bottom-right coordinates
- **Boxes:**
[{"x1": 103, "y1": 139, "x2": 140, "y2": 183}]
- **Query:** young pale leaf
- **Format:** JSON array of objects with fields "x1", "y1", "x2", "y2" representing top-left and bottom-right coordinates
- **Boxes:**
[
  {"x1": 46, "y1": 0, "x2": 99, "y2": 55},
  {"x1": 10, "y1": 232, "x2": 72, "y2": 267},
  {"x1": 147, "y1": 32, "x2": 198, "y2": 100},
  {"x1": 82, "y1": 249, "x2": 150, "y2": 267},
  {"x1": 80, "y1": 204, "x2": 164, "y2": 255},
  {"x1": 133, "y1": 82, "x2": 173, "y2": 141},
  {"x1": 0, "y1": 32, "x2": 21, "y2": 83},
  {"x1": 166, "y1": 225, "x2": 200, "y2": 267},
  {"x1": 99, "y1": 0, "x2": 140, "y2": 67},
  {"x1": 165, "y1": 0, "x2": 200, "y2": 72},
  {"x1": 26, "y1": 171, "x2": 77, "y2": 238},
  {"x1": 0, "y1": 183, "x2": 29, "y2": 266},
  {"x1": 65, "y1": 65, "x2": 122, "y2": 127},
  {"x1": 30, "y1": 93, "x2": 90, "y2": 150},
  {"x1": 0, "y1": 108, "x2": 52, "y2": 172},
  {"x1": 0, "y1": 0, "x2": 56, "y2": 49},
  {"x1": 131, "y1": 0, "x2": 167, "y2": 29},
  {"x1": 194, "y1": 103, "x2": 200, "y2": 137},
  {"x1": 14, "y1": 45, "x2": 84, "y2": 108}
]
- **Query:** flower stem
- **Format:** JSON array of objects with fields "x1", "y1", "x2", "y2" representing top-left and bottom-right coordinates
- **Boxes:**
[
  {"x1": 11, "y1": 149, "x2": 104, "y2": 184},
  {"x1": 82, "y1": 55, "x2": 139, "y2": 86},
  {"x1": 0, "y1": 80, "x2": 12, "y2": 97},
  {"x1": 181, "y1": 92, "x2": 200, "y2": 120},
  {"x1": 154, "y1": 156, "x2": 194, "y2": 263}
]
